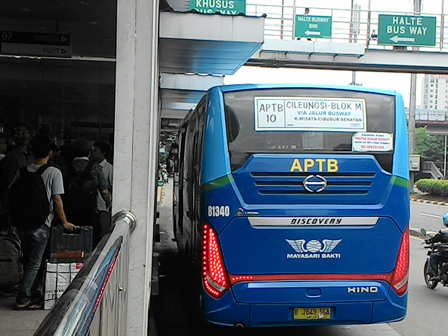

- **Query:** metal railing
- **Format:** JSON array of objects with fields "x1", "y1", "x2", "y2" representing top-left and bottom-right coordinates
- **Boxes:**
[
  {"x1": 405, "y1": 109, "x2": 448, "y2": 123},
  {"x1": 415, "y1": 111, "x2": 448, "y2": 122},
  {"x1": 34, "y1": 211, "x2": 136, "y2": 336},
  {"x1": 423, "y1": 161, "x2": 444, "y2": 179},
  {"x1": 245, "y1": 1, "x2": 448, "y2": 51}
]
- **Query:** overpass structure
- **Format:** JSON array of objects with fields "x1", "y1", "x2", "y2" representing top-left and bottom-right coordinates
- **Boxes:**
[
  {"x1": 415, "y1": 110, "x2": 448, "y2": 135},
  {"x1": 160, "y1": 2, "x2": 448, "y2": 128},
  {"x1": 2, "y1": 1, "x2": 448, "y2": 335}
]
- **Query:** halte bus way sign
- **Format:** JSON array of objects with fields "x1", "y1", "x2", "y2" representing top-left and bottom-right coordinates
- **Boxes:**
[
  {"x1": 295, "y1": 15, "x2": 332, "y2": 39},
  {"x1": 377, "y1": 14, "x2": 436, "y2": 47},
  {"x1": 0, "y1": 31, "x2": 72, "y2": 57}
]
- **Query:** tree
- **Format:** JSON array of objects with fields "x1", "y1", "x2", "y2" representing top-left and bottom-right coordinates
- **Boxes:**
[{"x1": 414, "y1": 126, "x2": 445, "y2": 162}]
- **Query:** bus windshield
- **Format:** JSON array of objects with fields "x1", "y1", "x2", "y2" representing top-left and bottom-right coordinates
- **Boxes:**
[{"x1": 224, "y1": 88, "x2": 395, "y2": 171}]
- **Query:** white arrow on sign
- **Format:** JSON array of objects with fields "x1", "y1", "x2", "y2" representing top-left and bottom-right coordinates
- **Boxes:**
[
  {"x1": 305, "y1": 30, "x2": 321, "y2": 36},
  {"x1": 390, "y1": 35, "x2": 415, "y2": 43}
]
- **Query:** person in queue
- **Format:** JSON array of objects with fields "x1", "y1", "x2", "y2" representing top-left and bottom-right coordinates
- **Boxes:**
[
  {"x1": 64, "y1": 138, "x2": 111, "y2": 246},
  {"x1": 11, "y1": 134, "x2": 75, "y2": 310},
  {"x1": 0, "y1": 123, "x2": 33, "y2": 200},
  {"x1": 90, "y1": 140, "x2": 113, "y2": 240}
]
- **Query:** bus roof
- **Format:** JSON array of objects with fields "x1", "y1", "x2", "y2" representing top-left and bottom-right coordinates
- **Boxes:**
[{"x1": 215, "y1": 83, "x2": 402, "y2": 97}]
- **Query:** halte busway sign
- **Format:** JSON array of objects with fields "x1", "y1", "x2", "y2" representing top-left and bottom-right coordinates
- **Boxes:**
[
  {"x1": 378, "y1": 14, "x2": 436, "y2": 46},
  {"x1": 295, "y1": 15, "x2": 332, "y2": 39}
]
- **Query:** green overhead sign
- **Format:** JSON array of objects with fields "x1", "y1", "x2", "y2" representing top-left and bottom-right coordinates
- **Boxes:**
[
  {"x1": 295, "y1": 15, "x2": 332, "y2": 39},
  {"x1": 189, "y1": 0, "x2": 246, "y2": 15},
  {"x1": 378, "y1": 14, "x2": 436, "y2": 46}
]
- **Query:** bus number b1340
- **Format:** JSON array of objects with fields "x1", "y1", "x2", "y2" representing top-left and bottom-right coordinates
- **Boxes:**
[{"x1": 208, "y1": 205, "x2": 230, "y2": 217}]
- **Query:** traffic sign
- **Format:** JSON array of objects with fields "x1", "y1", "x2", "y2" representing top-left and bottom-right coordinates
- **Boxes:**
[
  {"x1": 0, "y1": 31, "x2": 71, "y2": 57},
  {"x1": 295, "y1": 15, "x2": 332, "y2": 39},
  {"x1": 378, "y1": 14, "x2": 436, "y2": 47},
  {"x1": 189, "y1": 0, "x2": 246, "y2": 15}
]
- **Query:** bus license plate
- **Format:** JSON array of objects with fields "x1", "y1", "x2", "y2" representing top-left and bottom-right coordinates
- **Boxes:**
[{"x1": 293, "y1": 307, "x2": 332, "y2": 320}]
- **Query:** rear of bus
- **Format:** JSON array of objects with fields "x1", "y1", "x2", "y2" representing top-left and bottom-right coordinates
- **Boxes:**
[{"x1": 200, "y1": 84, "x2": 409, "y2": 327}]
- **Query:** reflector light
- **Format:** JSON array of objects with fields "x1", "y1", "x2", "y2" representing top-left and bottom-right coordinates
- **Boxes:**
[
  {"x1": 391, "y1": 227, "x2": 409, "y2": 296},
  {"x1": 202, "y1": 224, "x2": 229, "y2": 298},
  {"x1": 231, "y1": 275, "x2": 254, "y2": 282},
  {"x1": 228, "y1": 272, "x2": 393, "y2": 285}
]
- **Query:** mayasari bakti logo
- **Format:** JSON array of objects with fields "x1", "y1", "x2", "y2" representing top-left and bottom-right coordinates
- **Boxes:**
[{"x1": 286, "y1": 239, "x2": 342, "y2": 259}]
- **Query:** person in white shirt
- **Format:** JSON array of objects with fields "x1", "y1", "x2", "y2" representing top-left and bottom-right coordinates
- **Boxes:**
[
  {"x1": 90, "y1": 140, "x2": 113, "y2": 240},
  {"x1": 12, "y1": 134, "x2": 75, "y2": 310}
]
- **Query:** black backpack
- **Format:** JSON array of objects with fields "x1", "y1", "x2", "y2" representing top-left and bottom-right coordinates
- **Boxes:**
[
  {"x1": 0, "y1": 226, "x2": 23, "y2": 290},
  {"x1": 62, "y1": 161, "x2": 97, "y2": 217},
  {"x1": 7, "y1": 165, "x2": 50, "y2": 230}
]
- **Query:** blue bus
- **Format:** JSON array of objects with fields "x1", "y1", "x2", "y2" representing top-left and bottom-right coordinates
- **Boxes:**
[{"x1": 172, "y1": 84, "x2": 409, "y2": 328}]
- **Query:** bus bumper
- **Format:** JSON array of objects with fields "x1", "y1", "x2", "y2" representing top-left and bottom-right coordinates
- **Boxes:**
[{"x1": 202, "y1": 281, "x2": 407, "y2": 327}]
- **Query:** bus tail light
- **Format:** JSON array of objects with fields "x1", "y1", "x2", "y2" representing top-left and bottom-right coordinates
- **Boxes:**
[
  {"x1": 390, "y1": 227, "x2": 409, "y2": 296},
  {"x1": 202, "y1": 224, "x2": 229, "y2": 298}
]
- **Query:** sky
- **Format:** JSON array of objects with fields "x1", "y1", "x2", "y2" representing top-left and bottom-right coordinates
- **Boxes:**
[
  {"x1": 224, "y1": 0, "x2": 446, "y2": 108},
  {"x1": 225, "y1": 68, "x2": 421, "y2": 108}
]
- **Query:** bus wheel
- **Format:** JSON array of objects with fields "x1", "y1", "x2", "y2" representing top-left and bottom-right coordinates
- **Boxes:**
[{"x1": 424, "y1": 260, "x2": 438, "y2": 289}]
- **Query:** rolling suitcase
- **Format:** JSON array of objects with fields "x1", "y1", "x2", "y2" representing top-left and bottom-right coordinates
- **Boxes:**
[{"x1": 49, "y1": 226, "x2": 92, "y2": 263}]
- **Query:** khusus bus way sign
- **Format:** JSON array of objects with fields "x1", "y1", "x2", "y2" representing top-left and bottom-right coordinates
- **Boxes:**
[
  {"x1": 378, "y1": 14, "x2": 436, "y2": 46},
  {"x1": 189, "y1": 0, "x2": 246, "y2": 15}
]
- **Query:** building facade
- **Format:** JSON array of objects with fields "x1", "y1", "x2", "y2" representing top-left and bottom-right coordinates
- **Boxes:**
[{"x1": 421, "y1": 74, "x2": 448, "y2": 110}]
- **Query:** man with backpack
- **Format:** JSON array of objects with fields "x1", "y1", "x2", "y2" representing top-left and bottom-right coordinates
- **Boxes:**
[
  {"x1": 63, "y1": 138, "x2": 111, "y2": 247},
  {"x1": 8, "y1": 134, "x2": 76, "y2": 310}
]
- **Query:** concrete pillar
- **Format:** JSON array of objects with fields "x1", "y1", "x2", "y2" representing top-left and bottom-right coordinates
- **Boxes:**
[
  {"x1": 409, "y1": 73, "x2": 417, "y2": 187},
  {"x1": 409, "y1": 0, "x2": 421, "y2": 187},
  {"x1": 115, "y1": 0, "x2": 159, "y2": 334}
]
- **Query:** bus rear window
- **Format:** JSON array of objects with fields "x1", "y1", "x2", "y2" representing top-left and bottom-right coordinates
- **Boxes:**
[{"x1": 224, "y1": 88, "x2": 395, "y2": 171}]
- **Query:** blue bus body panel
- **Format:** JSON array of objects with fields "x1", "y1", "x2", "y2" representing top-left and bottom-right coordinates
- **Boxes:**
[
  {"x1": 201, "y1": 154, "x2": 408, "y2": 326},
  {"x1": 233, "y1": 154, "x2": 395, "y2": 205},
  {"x1": 202, "y1": 88, "x2": 231, "y2": 184},
  {"x1": 205, "y1": 155, "x2": 409, "y2": 234},
  {"x1": 231, "y1": 281, "x2": 388, "y2": 303},
  {"x1": 202, "y1": 287, "x2": 406, "y2": 327},
  {"x1": 372, "y1": 289, "x2": 408, "y2": 323},
  {"x1": 393, "y1": 93, "x2": 409, "y2": 179},
  {"x1": 196, "y1": 84, "x2": 409, "y2": 327},
  {"x1": 219, "y1": 216, "x2": 401, "y2": 275},
  {"x1": 202, "y1": 290, "x2": 250, "y2": 327}
]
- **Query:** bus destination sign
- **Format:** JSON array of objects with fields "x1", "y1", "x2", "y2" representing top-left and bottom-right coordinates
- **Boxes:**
[{"x1": 254, "y1": 97, "x2": 367, "y2": 132}]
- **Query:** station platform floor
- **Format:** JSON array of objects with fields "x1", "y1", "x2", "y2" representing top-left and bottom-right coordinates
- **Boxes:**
[{"x1": 0, "y1": 294, "x2": 48, "y2": 336}]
